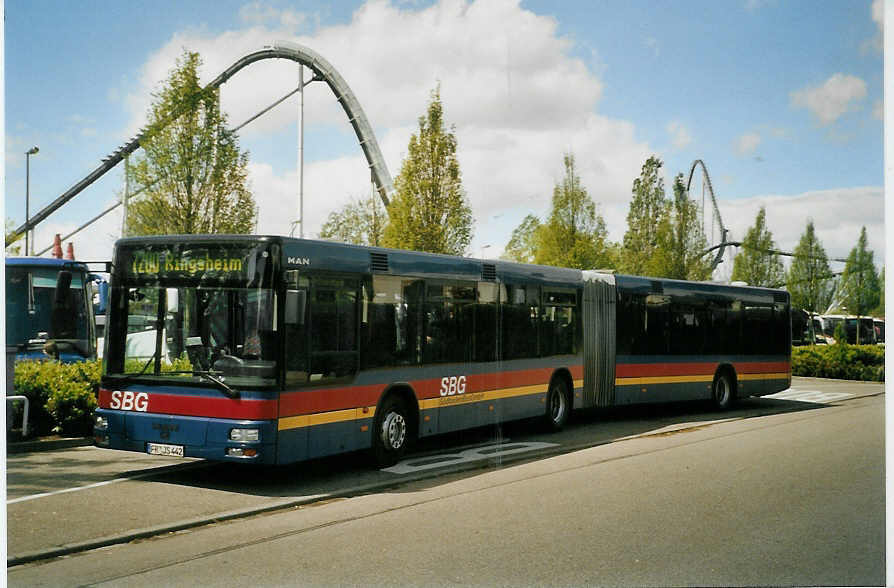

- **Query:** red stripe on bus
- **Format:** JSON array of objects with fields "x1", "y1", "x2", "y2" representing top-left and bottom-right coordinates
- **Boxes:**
[
  {"x1": 98, "y1": 388, "x2": 278, "y2": 420},
  {"x1": 278, "y1": 365, "x2": 585, "y2": 418},
  {"x1": 615, "y1": 361, "x2": 790, "y2": 378}
]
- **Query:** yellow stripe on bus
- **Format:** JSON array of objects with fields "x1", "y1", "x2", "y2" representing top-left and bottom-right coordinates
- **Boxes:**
[
  {"x1": 278, "y1": 407, "x2": 376, "y2": 431},
  {"x1": 278, "y1": 379, "x2": 584, "y2": 432},
  {"x1": 738, "y1": 372, "x2": 790, "y2": 381},
  {"x1": 615, "y1": 372, "x2": 790, "y2": 387}
]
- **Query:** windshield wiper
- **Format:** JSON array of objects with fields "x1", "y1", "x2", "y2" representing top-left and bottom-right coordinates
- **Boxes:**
[
  {"x1": 161, "y1": 370, "x2": 240, "y2": 399},
  {"x1": 194, "y1": 370, "x2": 239, "y2": 399}
]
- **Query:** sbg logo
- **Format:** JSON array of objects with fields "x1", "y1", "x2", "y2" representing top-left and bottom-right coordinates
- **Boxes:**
[
  {"x1": 439, "y1": 375, "x2": 467, "y2": 397},
  {"x1": 110, "y1": 390, "x2": 149, "y2": 412}
]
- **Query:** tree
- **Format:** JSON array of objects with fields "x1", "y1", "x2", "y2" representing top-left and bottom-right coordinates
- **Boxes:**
[
  {"x1": 840, "y1": 226, "x2": 881, "y2": 343},
  {"x1": 730, "y1": 206, "x2": 785, "y2": 287},
  {"x1": 787, "y1": 220, "x2": 834, "y2": 313},
  {"x1": 654, "y1": 174, "x2": 712, "y2": 280},
  {"x1": 125, "y1": 51, "x2": 256, "y2": 236},
  {"x1": 382, "y1": 87, "x2": 473, "y2": 255},
  {"x1": 621, "y1": 156, "x2": 668, "y2": 276},
  {"x1": 534, "y1": 153, "x2": 612, "y2": 269},
  {"x1": 5, "y1": 218, "x2": 23, "y2": 255},
  {"x1": 503, "y1": 213, "x2": 541, "y2": 264},
  {"x1": 319, "y1": 193, "x2": 387, "y2": 246}
]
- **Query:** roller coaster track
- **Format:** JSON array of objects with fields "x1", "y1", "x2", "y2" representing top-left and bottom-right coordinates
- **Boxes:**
[
  {"x1": 686, "y1": 159, "x2": 728, "y2": 270},
  {"x1": 8, "y1": 40, "x2": 395, "y2": 247}
]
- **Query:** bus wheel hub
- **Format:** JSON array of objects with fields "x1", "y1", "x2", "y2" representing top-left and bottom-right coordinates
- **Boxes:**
[{"x1": 381, "y1": 412, "x2": 406, "y2": 450}]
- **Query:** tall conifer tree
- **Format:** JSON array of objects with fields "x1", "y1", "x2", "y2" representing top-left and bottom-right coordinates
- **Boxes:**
[
  {"x1": 787, "y1": 220, "x2": 834, "y2": 313},
  {"x1": 730, "y1": 206, "x2": 784, "y2": 287},
  {"x1": 126, "y1": 51, "x2": 255, "y2": 235},
  {"x1": 382, "y1": 87, "x2": 473, "y2": 255}
]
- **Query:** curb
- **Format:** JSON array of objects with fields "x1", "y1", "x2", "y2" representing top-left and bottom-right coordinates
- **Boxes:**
[{"x1": 7, "y1": 437, "x2": 92, "y2": 454}]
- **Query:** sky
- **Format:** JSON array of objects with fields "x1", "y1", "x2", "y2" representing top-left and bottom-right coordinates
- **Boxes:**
[{"x1": 3, "y1": 0, "x2": 886, "y2": 279}]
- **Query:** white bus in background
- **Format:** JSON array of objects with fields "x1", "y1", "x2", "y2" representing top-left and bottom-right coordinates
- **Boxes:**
[{"x1": 818, "y1": 314, "x2": 878, "y2": 345}]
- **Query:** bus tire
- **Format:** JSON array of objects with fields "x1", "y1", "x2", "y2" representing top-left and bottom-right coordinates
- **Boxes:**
[
  {"x1": 372, "y1": 395, "x2": 410, "y2": 467},
  {"x1": 544, "y1": 377, "x2": 571, "y2": 432},
  {"x1": 712, "y1": 370, "x2": 735, "y2": 410}
]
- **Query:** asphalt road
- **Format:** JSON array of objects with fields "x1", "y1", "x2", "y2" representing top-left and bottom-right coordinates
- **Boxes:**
[{"x1": 7, "y1": 377, "x2": 885, "y2": 586}]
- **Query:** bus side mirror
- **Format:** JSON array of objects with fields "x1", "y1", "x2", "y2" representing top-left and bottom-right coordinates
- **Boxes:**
[{"x1": 285, "y1": 290, "x2": 306, "y2": 326}]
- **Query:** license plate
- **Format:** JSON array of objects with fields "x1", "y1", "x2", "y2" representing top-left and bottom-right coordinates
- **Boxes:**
[{"x1": 147, "y1": 443, "x2": 184, "y2": 457}]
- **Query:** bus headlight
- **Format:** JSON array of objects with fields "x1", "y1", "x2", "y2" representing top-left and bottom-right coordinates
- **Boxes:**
[
  {"x1": 229, "y1": 428, "x2": 259, "y2": 442},
  {"x1": 95, "y1": 415, "x2": 109, "y2": 429}
]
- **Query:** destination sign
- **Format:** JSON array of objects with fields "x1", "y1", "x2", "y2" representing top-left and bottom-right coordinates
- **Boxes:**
[
  {"x1": 129, "y1": 251, "x2": 243, "y2": 276},
  {"x1": 118, "y1": 242, "x2": 270, "y2": 285}
]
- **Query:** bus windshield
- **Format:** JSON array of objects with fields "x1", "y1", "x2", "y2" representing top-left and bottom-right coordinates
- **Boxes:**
[
  {"x1": 103, "y1": 241, "x2": 278, "y2": 389},
  {"x1": 5, "y1": 264, "x2": 94, "y2": 360}
]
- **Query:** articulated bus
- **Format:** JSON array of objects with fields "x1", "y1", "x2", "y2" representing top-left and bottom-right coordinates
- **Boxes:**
[{"x1": 95, "y1": 235, "x2": 791, "y2": 466}]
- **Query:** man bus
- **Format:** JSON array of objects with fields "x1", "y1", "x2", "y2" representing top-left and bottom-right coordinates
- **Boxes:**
[{"x1": 95, "y1": 235, "x2": 791, "y2": 466}]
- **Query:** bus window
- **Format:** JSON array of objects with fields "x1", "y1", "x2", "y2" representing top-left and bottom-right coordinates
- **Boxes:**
[
  {"x1": 475, "y1": 282, "x2": 498, "y2": 362},
  {"x1": 423, "y1": 281, "x2": 475, "y2": 364},
  {"x1": 542, "y1": 289, "x2": 577, "y2": 356},
  {"x1": 501, "y1": 284, "x2": 539, "y2": 360},
  {"x1": 308, "y1": 278, "x2": 359, "y2": 382},
  {"x1": 362, "y1": 276, "x2": 423, "y2": 369}
]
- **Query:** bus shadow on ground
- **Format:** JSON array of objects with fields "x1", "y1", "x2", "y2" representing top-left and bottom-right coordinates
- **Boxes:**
[{"x1": 143, "y1": 395, "x2": 828, "y2": 499}]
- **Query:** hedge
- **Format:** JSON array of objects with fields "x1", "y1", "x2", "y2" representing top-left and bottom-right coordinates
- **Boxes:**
[
  {"x1": 11, "y1": 359, "x2": 101, "y2": 438},
  {"x1": 791, "y1": 343, "x2": 885, "y2": 382}
]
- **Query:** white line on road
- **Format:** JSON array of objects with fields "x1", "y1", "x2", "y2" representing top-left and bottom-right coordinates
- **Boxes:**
[
  {"x1": 765, "y1": 388, "x2": 854, "y2": 404},
  {"x1": 383, "y1": 441, "x2": 559, "y2": 475},
  {"x1": 7, "y1": 462, "x2": 205, "y2": 504}
]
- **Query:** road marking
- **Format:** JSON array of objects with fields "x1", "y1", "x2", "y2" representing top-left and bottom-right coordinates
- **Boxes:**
[
  {"x1": 7, "y1": 462, "x2": 205, "y2": 504},
  {"x1": 383, "y1": 441, "x2": 559, "y2": 475},
  {"x1": 764, "y1": 388, "x2": 854, "y2": 404}
]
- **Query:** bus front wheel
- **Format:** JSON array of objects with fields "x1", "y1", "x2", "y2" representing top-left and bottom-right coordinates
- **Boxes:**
[
  {"x1": 544, "y1": 378, "x2": 571, "y2": 432},
  {"x1": 712, "y1": 370, "x2": 735, "y2": 410},
  {"x1": 372, "y1": 395, "x2": 410, "y2": 467}
]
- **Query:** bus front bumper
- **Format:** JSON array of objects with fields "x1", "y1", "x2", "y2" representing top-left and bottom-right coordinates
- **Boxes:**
[{"x1": 94, "y1": 409, "x2": 277, "y2": 464}]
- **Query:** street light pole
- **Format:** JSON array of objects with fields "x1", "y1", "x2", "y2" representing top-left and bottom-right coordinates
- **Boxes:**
[{"x1": 25, "y1": 146, "x2": 39, "y2": 256}]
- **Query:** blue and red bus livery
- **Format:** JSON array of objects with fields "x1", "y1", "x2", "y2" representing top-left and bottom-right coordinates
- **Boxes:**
[{"x1": 95, "y1": 235, "x2": 790, "y2": 465}]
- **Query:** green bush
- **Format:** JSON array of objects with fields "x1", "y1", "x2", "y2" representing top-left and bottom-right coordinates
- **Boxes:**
[
  {"x1": 11, "y1": 359, "x2": 102, "y2": 438},
  {"x1": 792, "y1": 343, "x2": 885, "y2": 382}
]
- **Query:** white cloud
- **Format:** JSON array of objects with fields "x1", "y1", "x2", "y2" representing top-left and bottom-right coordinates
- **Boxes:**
[
  {"x1": 719, "y1": 186, "x2": 885, "y2": 267},
  {"x1": 666, "y1": 121, "x2": 692, "y2": 150},
  {"x1": 862, "y1": 0, "x2": 883, "y2": 53},
  {"x1": 735, "y1": 131, "x2": 761, "y2": 156},
  {"x1": 790, "y1": 73, "x2": 867, "y2": 126},
  {"x1": 872, "y1": 100, "x2": 883, "y2": 121},
  {"x1": 120, "y1": 0, "x2": 643, "y2": 258}
]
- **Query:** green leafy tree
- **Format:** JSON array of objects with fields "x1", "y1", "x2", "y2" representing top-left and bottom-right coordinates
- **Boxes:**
[
  {"x1": 503, "y1": 213, "x2": 542, "y2": 264},
  {"x1": 126, "y1": 51, "x2": 255, "y2": 235},
  {"x1": 382, "y1": 86, "x2": 473, "y2": 255},
  {"x1": 5, "y1": 218, "x2": 23, "y2": 255},
  {"x1": 535, "y1": 153, "x2": 612, "y2": 269},
  {"x1": 654, "y1": 174, "x2": 712, "y2": 280},
  {"x1": 787, "y1": 220, "x2": 834, "y2": 313},
  {"x1": 319, "y1": 193, "x2": 387, "y2": 246},
  {"x1": 840, "y1": 226, "x2": 881, "y2": 343},
  {"x1": 621, "y1": 156, "x2": 668, "y2": 276},
  {"x1": 730, "y1": 206, "x2": 785, "y2": 287}
]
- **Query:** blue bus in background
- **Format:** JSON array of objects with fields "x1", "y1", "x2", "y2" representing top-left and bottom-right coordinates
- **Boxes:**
[{"x1": 5, "y1": 257, "x2": 99, "y2": 363}]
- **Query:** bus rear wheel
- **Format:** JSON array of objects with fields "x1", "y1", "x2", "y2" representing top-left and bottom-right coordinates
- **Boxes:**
[
  {"x1": 372, "y1": 395, "x2": 410, "y2": 467},
  {"x1": 712, "y1": 370, "x2": 735, "y2": 410},
  {"x1": 544, "y1": 378, "x2": 571, "y2": 432}
]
